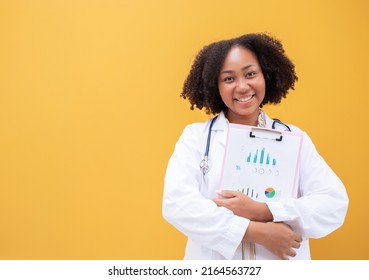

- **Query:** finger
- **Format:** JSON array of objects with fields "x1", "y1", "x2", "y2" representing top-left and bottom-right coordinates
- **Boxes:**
[
  {"x1": 292, "y1": 241, "x2": 301, "y2": 249},
  {"x1": 216, "y1": 190, "x2": 240, "y2": 198},
  {"x1": 298, "y1": 236, "x2": 303, "y2": 243},
  {"x1": 294, "y1": 235, "x2": 303, "y2": 243},
  {"x1": 287, "y1": 248, "x2": 297, "y2": 258},
  {"x1": 213, "y1": 198, "x2": 222, "y2": 206},
  {"x1": 213, "y1": 198, "x2": 229, "y2": 207}
]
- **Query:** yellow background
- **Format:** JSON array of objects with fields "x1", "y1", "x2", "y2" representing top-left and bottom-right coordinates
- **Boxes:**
[{"x1": 0, "y1": 0, "x2": 368, "y2": 260}]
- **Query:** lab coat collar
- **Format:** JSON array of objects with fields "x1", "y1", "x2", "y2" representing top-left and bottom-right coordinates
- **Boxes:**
[
  {"x1": 263, "y1": 111, "x2": 274, "y2": 129},
  {"x1": 211, "y1": 111, "x2": 228, "y2": 132},
  {"x1": 211, "y1": 110, "x2": 274, "y2": 131},
  {"x1": 210, "y1": 110, "x2": 277, "y2": 147}
]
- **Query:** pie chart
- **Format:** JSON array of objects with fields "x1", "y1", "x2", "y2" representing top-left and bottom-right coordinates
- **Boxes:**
[{"x1": 265, "y1": 187, "x2": 276, "y2": 198}]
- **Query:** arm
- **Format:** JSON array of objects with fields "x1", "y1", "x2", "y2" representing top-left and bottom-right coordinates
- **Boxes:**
[
  {"x1": 162, "y1": 124, "x2": 249, "y2": 259},
  {"x1": 266, "y1": 132, "x2": 349, "y2": 238},
  {"x1": 213, "y1": 190, "x2": 273, "y2": 222},
  {"x1": 214, "y1": 132, "x2": 349, "y2": 238},
  {"x1": 214, "y1": 191, "x2": 303, "y2": 259},
  {"x1": 245, "y1": 221, "x2": 302, "y2": 260}
]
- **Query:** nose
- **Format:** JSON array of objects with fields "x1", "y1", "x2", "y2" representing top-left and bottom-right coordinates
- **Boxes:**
[{"x1": 237, "y1": 79, "x2": 250, "y2": 92}]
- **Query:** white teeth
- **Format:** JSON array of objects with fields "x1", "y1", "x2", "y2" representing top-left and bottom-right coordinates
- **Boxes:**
[{"x1": 237, "y1": 95, "x2": 253, "y2": 102}]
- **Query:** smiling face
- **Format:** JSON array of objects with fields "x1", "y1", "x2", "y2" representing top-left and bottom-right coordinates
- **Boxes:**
[{"x1": 218, "y1": 45, "x2": 265, "y2": 125}]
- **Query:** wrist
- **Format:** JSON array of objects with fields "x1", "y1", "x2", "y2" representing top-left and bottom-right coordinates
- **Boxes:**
[
  {"x1": 244, "y1": 221, "x2": 267, "y2": 244},
  {"x1": 250, "y1": 202, "x2": 273, "y2": 222}
]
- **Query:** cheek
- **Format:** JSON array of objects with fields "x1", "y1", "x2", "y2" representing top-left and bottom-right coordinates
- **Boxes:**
[
  {"x1": 217, "y1": 84, "x2": 225, "y2": 96},
  {"x1": 218, "y1": 83, "x2": 231, "y2": 95},
  {"x1": 217, "y1": 81, "x2": 223, "y2": 93},
  {"x1": 258, "y1": 77, "x2": 266, "y2": 92},
  {"x1": 258, "y1": 83, "x2": 266, "y2": 94},
  {"x1": 218, "y1": 87, "x2": 231, "y2": 102}
]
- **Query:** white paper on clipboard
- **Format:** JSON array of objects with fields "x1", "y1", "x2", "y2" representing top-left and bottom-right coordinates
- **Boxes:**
[{"x1": 219, "y1": 124, "x2": 304, "y2": 202}]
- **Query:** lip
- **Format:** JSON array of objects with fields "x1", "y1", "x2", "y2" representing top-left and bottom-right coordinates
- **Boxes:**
[{"x1": 234, "y1": 94, "x2": 255, "y2": 103}]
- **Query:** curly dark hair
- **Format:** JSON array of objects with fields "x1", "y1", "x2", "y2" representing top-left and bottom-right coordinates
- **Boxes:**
[{"x1": 181, "y1": 33, "x2": 298, "y2": 115}]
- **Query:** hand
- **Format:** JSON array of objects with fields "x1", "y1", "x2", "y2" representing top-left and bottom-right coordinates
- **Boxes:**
[
  {"x1": 246, "y1": 221, "x2": 302, "y2": 260},
  {"x1": 213, "y1": 190, "x2": 273, "y2": 222}
]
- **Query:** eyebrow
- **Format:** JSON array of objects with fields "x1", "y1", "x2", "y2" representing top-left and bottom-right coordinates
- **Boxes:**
[{"x1": 220, "y1": 65, "x2": 255, "y2": 74}]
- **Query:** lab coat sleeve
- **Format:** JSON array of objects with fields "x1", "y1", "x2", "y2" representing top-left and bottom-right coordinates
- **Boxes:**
[
  {"x1": 266, "y1": 131, "x2": 349, "y2": 238},
  {"x1": 162, "y1": 124, "x2": 249, "y2": 259}
]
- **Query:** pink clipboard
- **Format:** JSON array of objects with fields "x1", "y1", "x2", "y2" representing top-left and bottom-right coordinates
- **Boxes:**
[{"x1": 218, "y1": 124, "x2": 304, "y2": 201}]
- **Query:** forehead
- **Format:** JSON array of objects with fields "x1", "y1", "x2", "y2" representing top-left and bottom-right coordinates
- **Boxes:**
[{"x1": 221, "y1": 46, "x2": 259, "y2": 69}]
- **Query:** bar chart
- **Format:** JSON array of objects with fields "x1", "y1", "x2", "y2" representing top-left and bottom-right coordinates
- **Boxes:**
[{"x1": 246, "y1": 148, "x2": 277, "y2": 166}]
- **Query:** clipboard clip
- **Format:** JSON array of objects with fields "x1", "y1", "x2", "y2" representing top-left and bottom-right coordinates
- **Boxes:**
[{"x1": 249, "y1": 127, "x2": 283, "y2": 142}]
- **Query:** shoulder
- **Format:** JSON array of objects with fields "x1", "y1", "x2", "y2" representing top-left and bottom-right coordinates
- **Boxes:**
[
  {"x1": 263, "y1": 112, "x2": 316, "y2": 150},
  {"x1": 181, "y1": 119, "x2": 212, "y2": 137},
  {"x1": 264, "y1": 111, "x2": 306, "y2": 134},
  {"x1": 174, "y1": 118, "x2": 214, "y2": 151},
  {"x1": 181, "y1": 112, "x2": 227, "y2": 136}
]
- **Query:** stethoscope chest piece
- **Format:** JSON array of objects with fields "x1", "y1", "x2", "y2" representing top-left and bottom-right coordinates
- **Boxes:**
[
  {"x1": 200, "y1": 116, "x2": 218, "y2": 175},
  {"x1": 200, "y1": 156, "x2": 211, "y2": 174}
]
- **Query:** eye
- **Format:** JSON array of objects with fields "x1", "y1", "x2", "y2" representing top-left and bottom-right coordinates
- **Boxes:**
[
  {"x1": 246, "y1": 71, "x2": 257, "y2": 78},
  {"x1": 223, "y1": 76, "x2": 234, "y2": 83}
]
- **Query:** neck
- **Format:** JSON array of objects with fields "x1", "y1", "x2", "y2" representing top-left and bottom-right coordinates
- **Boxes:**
[{"x1": 226, "y1": 110, "x2": 263, "y2": 127}]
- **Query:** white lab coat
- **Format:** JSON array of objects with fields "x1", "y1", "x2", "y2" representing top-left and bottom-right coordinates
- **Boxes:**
[{"x1": 162, "y1": 111, "x2": 349, "y2": 260}]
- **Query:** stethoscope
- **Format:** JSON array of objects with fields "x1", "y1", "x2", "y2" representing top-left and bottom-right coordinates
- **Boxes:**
[
  {"x1": 199, "y1": 116, "x2": 218, "y2": 174},
  {"x1": 199, "y1": 116, "x2": 291, "y2": 174}
]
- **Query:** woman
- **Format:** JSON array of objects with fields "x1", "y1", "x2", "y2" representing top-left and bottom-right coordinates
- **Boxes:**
[{"x1": 162, "y1": 33, "x2": 348, "y2": 260}]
